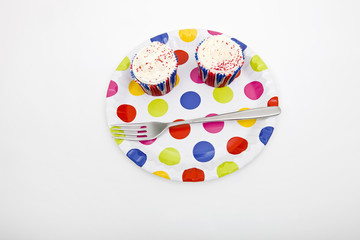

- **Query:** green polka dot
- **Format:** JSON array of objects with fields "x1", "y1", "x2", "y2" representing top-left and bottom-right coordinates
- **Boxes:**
[
  {"x1": 250, "y1": 55, "x2": 268, "y2": 72},
  {"x1": 148, "y1": 99, "x2": 168, "y2": 117},
  {"x1": 110, "y1": 126, "x2": 125, "y2": 145},
  {"x1": 116, "y1": 56, "x2": 130, "y2": 71},
  {"x1": 217, "y1": 162, "x2": 239, "y2": 178},
  {"x1": 159, "y1": 147, "x2": 181, "y2": 165},
  {"x1": 213, "y1": 86, "x2": 233, "y2": 103}
]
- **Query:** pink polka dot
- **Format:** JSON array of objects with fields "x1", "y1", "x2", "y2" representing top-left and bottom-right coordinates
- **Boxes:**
[
  {"x1": 139, "y1": 138, "x2": 157, "y2": 145},
  {"x1": 208, "y1": 30, "x2": 222, "y2": 35},
  {"x1": 190, "y1": 67, "x2": 204, "y2": 84},
  {"x1": 244, "y1": 81, "x2": 264, "y2": 100},
  {"x1": 203, "y1": 114, "x2": 224, "y2": 133},
  {"x1": 107, "y1": 80, "x2": 118, "y2": 97}
]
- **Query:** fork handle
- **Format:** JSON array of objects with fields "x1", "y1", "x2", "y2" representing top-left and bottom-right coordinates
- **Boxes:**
[{"x1": 168, "y1": 107, "x2": 281, "y2": 127}]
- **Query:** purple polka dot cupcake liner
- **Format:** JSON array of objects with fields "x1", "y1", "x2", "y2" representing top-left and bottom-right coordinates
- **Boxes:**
[{"x1": 195, "y1": 39, "x2": 245, "y2": 88}]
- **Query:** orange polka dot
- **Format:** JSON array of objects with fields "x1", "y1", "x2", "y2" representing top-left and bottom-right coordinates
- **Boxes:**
[
  {"x1": 174, "y1": 50, "x2": 189, "y2": 65},
  {"x1": 227, "y1": 137, "x2": 248, "y2": 155},
  {"x1": 169, "y1": 119, "x2": 191, "y2": 139},
  {"x1": 182, "y1": 168, "x2": 204, "y2": 182},
  {"x1": 117, "y1": 104, "x2": 136, "y2": 122},
  {"x1": 268, "y1": 96, "x2": 279, "y2": 106}
]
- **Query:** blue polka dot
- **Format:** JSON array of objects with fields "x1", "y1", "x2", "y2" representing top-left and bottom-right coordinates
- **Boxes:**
[
  {"x1": 193, "y1": 141, "x2": 215, "y2": 162},
  {"x1": 259, "y1": 126, "x2": 274, "y2": 145},
  {"x1": 150, "y1": 33, "x2": 169, "y2": 44},
  {"x1": 126, "y1": 149, "x2": 147, "y2": 167},
  {"x1": 231, "y1": 38, "x2": 247, "y2": 51},
  {"x1": 180, "y1": 91, "x2": 201, "y2": 110}
]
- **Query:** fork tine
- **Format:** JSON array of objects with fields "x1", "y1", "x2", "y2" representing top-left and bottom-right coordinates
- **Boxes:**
[
  {"x1": 113, "y1": 136, "x2": 149, "y2": 141},
  {"x1": 112, "y1": 132, "x2": 145, "y2": 137},
  {"x1": 110, "y1": 123, "x2": 146, "y2": 128},
  {"x1": 111, "y1": 128, "x2": 145, "y2": 133}
]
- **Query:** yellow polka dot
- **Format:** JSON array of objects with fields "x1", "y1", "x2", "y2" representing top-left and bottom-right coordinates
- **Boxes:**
[
  {"x1": 128, "y1": 80, "x2": 145, "y2": 96},
  {"x1": 110, "y1": 126, "x2": 125, "y2": 145},
  {"x1": 159, "y1": 148, "x2": 181, "y2": 165},
  {"x1": 153, "y1": 171, "x2": 170, "y2": 180},
  {"x1": 116, "y1": 56, "x2": 130, "y2": 71},
  {"x1": 217, "y1": 162, "x2": 239, "y2": 178},
  {"x1": 250, "y1": 55, "x2": 268, "y2": 72},
  {"x1": 237, "y1": 108, "x2": 257, "y2": 127},
  {"x1": 175, "y1": 74, "x2": 180, "y2": 86},
  {"x1": 213, "y1": 86, "x2": 233, "y2": 103},
  {"x1": 179, "y1": 29, "x2": 197, "y2": 42},
  {"x1": 148, "y1": 99, "x2": 168, "y2": 117}
]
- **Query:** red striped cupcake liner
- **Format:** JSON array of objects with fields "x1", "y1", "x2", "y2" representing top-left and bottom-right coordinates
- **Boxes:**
[{"x1": 195, "y1": 40, "x2": 244, "y2": 88}]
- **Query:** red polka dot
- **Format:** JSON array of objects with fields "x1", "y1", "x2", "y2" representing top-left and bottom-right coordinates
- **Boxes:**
[
  {"x1": 174, "y1": 50, "x2": 189, "y2": 65},
  {"x1": 235, "y1": 69, "x2": 241, "y2": 78},
  {"x1": 267, "y1": 96, "x2": 279, "y2": 106},
  {"x1": 227, "y1": 137, "x2": 248, "y2": 155},
  {"x1": 117, "y1": 104, "x2": 136, "y2": 122},
  {"x1": 169, "y1": 119, "x2": 191, "y2": 139},
  {"x1": 182, "y1": 168, "x2": 205, "y2": 182}
]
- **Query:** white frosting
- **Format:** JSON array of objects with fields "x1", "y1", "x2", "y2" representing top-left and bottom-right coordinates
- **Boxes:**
[
  {"x1": 197, "y1": 35, "x2": 244, "y2": 74},
  {"x1": 132, "y1": 42, "x2": 177, "y2": 84}
]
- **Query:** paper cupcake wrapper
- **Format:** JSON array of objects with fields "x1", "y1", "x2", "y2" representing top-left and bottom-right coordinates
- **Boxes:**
[
  {"x1": 130, "y1": 53, "x2": 178, "y2": 96},
  {"x1": 195, "y1": 39, "x2": 245, "y2": 88}
]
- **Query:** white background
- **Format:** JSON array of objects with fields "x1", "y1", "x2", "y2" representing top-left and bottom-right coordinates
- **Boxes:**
[{"x1": 1, "y1": 0, "x2": 360, "y2": 239}]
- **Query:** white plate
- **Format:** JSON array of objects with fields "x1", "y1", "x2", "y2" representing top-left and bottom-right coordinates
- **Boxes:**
[{"x1": 105, "y1": 29, "x2": 279, "y2": 182}]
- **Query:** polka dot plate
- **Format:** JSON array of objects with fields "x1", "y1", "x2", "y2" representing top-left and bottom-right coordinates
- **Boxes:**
[{"x1": 106, "y1": 29, "x2": 279, "y2": 182}]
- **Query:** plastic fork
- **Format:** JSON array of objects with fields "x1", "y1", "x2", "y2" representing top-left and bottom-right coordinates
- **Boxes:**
[{"x1": 110, "y1": 106, "x2": 281, "y2": 141}]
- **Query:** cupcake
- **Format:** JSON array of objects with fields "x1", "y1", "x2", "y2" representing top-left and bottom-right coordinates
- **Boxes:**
[
  {"x1": 195, "y1": 35, "x2": 244, "y2": 88},
  {"x1": 130, "y1": 41, "x2": 178, "y2": 96}
]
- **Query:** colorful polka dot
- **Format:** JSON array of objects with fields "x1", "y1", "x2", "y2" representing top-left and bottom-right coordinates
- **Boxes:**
[
  {"x1": 268, "y1": 96, "x2": 279, "y2": 107},
  {"x1": 227, "y1": 137, "x2": 248, "y2": 155},
  {"x1": 203, "y1": 114, "x2": 224, "y2": 133},
  {"x1": 213, "y1": 86, "x2": 233, "y2": 103},
  {"x1": 175, "y1": 74, "x2": 180, "y2": 86},
  {"x1": 250, "y1": 55, "x2": 268, "y2": 72},
  {"x1": 182, "y1": 168, "x2": 205, "y2": 182},
  {"x1": 107, "y1": 29, "x2": 279, "y2": 182},
  {"x1": 259, "y1": 126, "x2": 274, "y2": 145},
  {"x1": 244, "y1": 81, "x2": 264, "y2": 100},
  {"x1": 117, "y1": 104, "x2": 136, "y2": 122},
  {"x1": 208, "y1": 30, "x2": 222, "y2": 35},
  {"x1": 231, "y1": 38, "x2": 247, "y2": 51},
  {"x1": 139, "y1": 138, "x2": 157, "y2": 145},
  {"x1": 107, "y1": 80, "x2": 118, "y2": 98},
  {"x1": 174, "y1": 50, "x2": 189, "y2": 65},
  {"x1": 159, "y1": 147, "x2": 181, "y2": 166},
  {"x1": 193, "y1": 141, "x2": 215, "y2": 162},
  {"x1": 116, "y1": 56, "x2": 130, "y2": 71},
  {"x1": 180, "y1": 91, "x2": 201, "y2": 110},
  {"x1": 153, "y1": 171, "x2": 170, "y2": 180},
  {"x1": 148, "y1": 99, "x2": 168, "y2": 117},
  {"x1": 128, "y1": 80, "x2": 145, "y2": 96},
  {"x1": 237, "y1": 108, "x2": 256, "y2": 127},
  {"x1": 169, "y1": 119, "x2": 191, "y2": 140},
  {"x1": 126, "y1": 149, "x2": 147, "y2": 167},
  {"x1": 190, "y1": 67, "x2": 204, "y2": 84},
  {"x1": 179, "y1": 29, "x2": 197, "y2": 42},
  {"x1": 110, "y1": 126, "x2": 124, "y2": 145},
  {"x1": 150, "y1": 32, "x2": 169, "y2": 44},
  {"x1": 217, "y1": 162, "x2": 239, "y2": 178}
]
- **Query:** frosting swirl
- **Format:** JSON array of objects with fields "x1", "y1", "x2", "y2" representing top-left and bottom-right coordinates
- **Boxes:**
[
  {"x1": 197, "y1": 36, "x2": 244, "y2": 74},
  {"x1": 132, "y1": 42, "x2": 177, "y2": 84}
]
